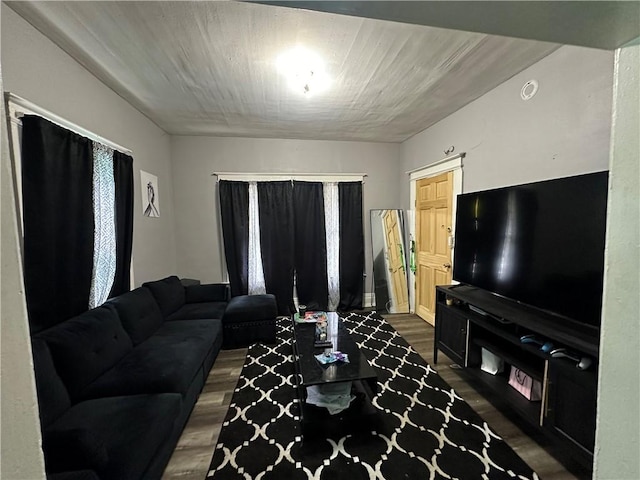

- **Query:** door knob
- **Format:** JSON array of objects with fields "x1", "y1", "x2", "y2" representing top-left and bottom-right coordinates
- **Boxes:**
[{"x1": 443, "y1": 263, "x2": 451, "y2": 270}]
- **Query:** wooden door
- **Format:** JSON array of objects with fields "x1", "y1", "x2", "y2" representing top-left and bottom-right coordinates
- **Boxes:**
[
  {"x1": 383, "y1": 210, "x2": 409, "y2": 312},
  {"x1": 415, "y1": 172, "x2": 453, "y2": 325}
]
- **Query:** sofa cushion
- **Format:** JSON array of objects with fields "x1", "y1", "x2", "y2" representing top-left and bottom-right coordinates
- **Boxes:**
[
  {"x1": 142, "y1": 276, "x2": 185, "y2": 317},
  {"x1": 167, "y1": 302, "x2": 227, "y2": 321},
  {"x1": 38, "y1": 306, "x2": 133, "y2": 401},
  {"x1": 30, "y1": 338, "x2": 71, "y2": 428},
  {"x1": 185, "y1": 283, "x2": 229, "y2": 303},
  {"x1": 42, "y1": 428, "x2": 108, "y2": 473},
  {"x1": 79, "y1": 319, "x2": 222, "y2": 399},
  {"x1": 47, "y1": 393, "x2": 181, "y2": 479},
  {"x1": 106, "y1": 288, "x2": 164, "y2": 345}
]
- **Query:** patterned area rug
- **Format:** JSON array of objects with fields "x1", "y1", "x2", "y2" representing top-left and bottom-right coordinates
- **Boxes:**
[{"x1": 207, "y1": 312, "x2": 538, "y2": 479}]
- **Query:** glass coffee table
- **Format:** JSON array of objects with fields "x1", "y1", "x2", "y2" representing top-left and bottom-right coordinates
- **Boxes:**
[{"x1": 291, "y1": 312, "x2": 378, "y2": 438}]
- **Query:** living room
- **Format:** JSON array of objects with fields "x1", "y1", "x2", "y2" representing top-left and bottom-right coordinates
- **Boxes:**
[{"x1": 1, "y1": 2, "x2": 638, "y2": 479}]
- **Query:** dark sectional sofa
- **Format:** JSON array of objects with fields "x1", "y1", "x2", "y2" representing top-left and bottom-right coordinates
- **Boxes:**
[{"x1": 30, "y1": 276, "x2": 277, "y2": 480}]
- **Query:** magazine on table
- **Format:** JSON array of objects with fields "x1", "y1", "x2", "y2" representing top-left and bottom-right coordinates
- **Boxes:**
[{"x1": 296, "y1": 311, "x2": 327, "y2": 323}]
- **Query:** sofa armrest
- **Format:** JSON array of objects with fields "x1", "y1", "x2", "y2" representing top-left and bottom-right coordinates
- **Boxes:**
[
  {"x1": 43, "y1": 428, "x2": 108, "y2": 473},
  {"x1": 185, "y1": 283, "x2": 230, "y2": 303}
]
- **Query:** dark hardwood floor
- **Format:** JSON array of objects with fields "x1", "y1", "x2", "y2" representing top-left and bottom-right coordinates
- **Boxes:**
[{"x1": 163, "y1": 313, "x2": 584, "y2": 480}]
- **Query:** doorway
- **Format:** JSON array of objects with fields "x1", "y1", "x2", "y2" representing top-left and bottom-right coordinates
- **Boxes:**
[{"x1": 408, "y1": 154, "x2": 463, "y2": 325}]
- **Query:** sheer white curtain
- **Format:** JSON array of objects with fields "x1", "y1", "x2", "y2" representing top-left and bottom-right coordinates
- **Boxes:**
[
  {"x1": 248, "y1": 182, "x2": 266, "y2": 295},
  {"x1": 324, "y1": 182, "x2": 340, "y2": 311},
  {"x1": 89, "y1": 142, "x2": 117, "y2": 308}
]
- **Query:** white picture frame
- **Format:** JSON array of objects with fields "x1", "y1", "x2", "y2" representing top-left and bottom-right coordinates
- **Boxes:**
[{"x1": 140, "y1": 170, "x2": 160, "y2": 217}]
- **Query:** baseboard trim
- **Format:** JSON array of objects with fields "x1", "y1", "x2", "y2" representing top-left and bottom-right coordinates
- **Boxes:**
[{"x1": 363, "y1": 293, "x2": 375, "y2": 308}]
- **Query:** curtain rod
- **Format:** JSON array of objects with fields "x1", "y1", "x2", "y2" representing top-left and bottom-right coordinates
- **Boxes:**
[
  {"x1": 212, "y1": 172, "x2": 367, "y2": 182},
  {"x1": 5, "y1": 92, "x2": 133, "y2": 155}
]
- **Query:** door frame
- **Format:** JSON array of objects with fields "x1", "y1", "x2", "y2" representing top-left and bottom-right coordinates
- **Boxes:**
[{"x1": 407, "y1": 153, "x2": 464, "y2": 313}]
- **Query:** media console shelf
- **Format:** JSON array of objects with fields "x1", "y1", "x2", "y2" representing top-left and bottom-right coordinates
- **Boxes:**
[{"x1": 434, "y1": 284, "x2": 599, "y2": 473}]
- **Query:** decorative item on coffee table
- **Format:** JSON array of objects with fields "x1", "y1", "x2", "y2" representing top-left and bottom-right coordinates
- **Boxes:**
[
  {"x1": 293, "y1": 309, "x2": 328, "y2": 324},
  {"x1": 311, "y1": 311, "x2": 333, "y2": 348}
]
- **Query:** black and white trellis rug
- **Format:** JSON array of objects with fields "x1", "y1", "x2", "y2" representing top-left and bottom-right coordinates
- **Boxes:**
[{"x1": 207, "y1": 312, "x2": 539, "y2": 479}]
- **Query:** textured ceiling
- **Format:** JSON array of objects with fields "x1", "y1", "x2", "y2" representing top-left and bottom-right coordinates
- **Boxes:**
[{"x1": 8, "y1": 1, "x2": 561, "y2": 142}]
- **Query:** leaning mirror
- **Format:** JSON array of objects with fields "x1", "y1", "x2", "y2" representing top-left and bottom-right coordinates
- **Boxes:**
[{"x1": 370, "y1": 209, "x2": 409, "y2": 313}]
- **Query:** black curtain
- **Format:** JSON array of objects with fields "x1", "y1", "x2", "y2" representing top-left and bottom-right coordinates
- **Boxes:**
[
  {"x1": 293, "y1": 181, "x2": 328, "y2": 311},
  {"x1": 21, "y1": 116, "x2": 94, "y2": 333},
  {"x1": 219, "y1": 181, "x2": 250, "y2": 297},
  {"x1": 109, "y1": 151, "x2": 134, "y2": 298},
  {"x1": 257, "y1": 181, "x2": 295, "y2": 315},
  {"x1": 338, "y1": 181, "x2": 364, "y2": 310}
]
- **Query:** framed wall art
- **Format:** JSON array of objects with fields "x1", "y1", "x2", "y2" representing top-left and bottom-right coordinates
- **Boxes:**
[{"x1": 140, "y1": 170, "x2": 160, "y2": 217}]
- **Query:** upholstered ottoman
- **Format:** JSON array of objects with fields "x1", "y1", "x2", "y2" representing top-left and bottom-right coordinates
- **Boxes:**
[{"x1": 222, "y1": 294, "x2": 278, "y2": 349}]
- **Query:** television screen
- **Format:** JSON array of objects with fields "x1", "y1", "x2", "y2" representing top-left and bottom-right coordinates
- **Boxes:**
[{"x1": 453, "y1": 171, "x2": 608, "y2": 329}]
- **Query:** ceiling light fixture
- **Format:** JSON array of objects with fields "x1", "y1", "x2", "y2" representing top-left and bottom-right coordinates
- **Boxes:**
[{"x1": 277, "y1": 46, "x2": 331, "y2": 96}]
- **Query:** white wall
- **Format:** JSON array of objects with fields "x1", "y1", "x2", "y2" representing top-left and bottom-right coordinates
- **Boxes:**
[
  {"x1": 400, "y1": 45, "x2": 613, "y2": 204},
  {"x1": 170, "y1": 136, "x2": 401, "y2": 296},
  {"x1": 594, "y1": 40, "x2": 640, "y2": 480},
  {"x1": 1, "y1": 6, "x2": 180, "y2": 475},
  {"x1": 1, "y1": 5, "x2": 177, "y2": 285},
  {"x1": 0, "y1": 42, "x2": 46, "y2": 479},
  {"x1": 400, "y1": 40, "x2": 640, "y2": 478}
]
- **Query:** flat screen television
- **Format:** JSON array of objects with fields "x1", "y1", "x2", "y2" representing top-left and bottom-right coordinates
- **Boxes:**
[{"x1": 453, "y1": 171, "x2": 608, "y2": 333}]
